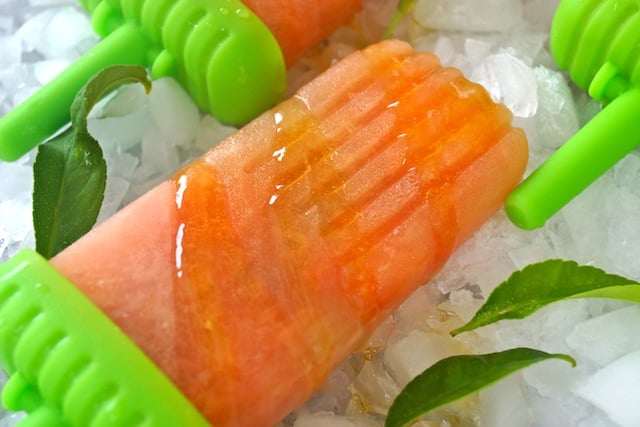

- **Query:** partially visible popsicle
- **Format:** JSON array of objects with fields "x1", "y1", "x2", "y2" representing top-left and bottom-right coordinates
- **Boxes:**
[
  {"x1": 242, "y1": 0, "x2": 364, "y2": 66},
  {"x1": 17, "y1": 40, "x2": 527, "y2": 426}
]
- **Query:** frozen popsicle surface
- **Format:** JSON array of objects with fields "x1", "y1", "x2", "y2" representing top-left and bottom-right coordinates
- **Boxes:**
[
  {"x1": 51, "y1": 40, "x2": 528, "y2": 426},
  {"x1": 242, "y1": 0, "x2": 364, "y2": 66}
]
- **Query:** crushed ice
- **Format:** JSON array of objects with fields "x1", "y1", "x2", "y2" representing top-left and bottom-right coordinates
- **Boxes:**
[{"x1": 1, "y1": 1, "x2": 639, "y2": 427}]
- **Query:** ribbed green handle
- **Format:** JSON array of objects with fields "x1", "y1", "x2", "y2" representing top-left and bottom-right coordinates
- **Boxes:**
[
  {"x1": 505, "y1": 0, "x2": 640, "y2": 229},
  {"x1": 0, "y1": 0, "x2": 286, "y2": 162},
  {"x1": 0, "y1": 249, "x2": 211, "y2": 427}
]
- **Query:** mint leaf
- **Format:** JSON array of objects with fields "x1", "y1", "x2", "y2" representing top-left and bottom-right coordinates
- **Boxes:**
[
  {"x1": 385, "y1": 348, "x2": 575, "y2": 427},
  {"x1": 33, "y1": 129, "x2": 106, "y2": 258},
  {"x1": 33, "y1": 65, "x2": 151, "y2": 258},
  {"x1": 452, "y1": 259, "x2": 640, "y2": 336}
]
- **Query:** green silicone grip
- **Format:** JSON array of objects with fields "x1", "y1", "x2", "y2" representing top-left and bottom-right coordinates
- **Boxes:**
[
  {"x1": 549, "y1": 0, "x2": 640, "y2": 99},
  {"x1": 0, "y1": 249, "x2": 211, "y2": 427},
  {"x1": 85, "y1": 0, "x2": 287, "y2": 125},
  {"x1": 0, "y1": 0, "x2": 286, "y2": 162},
  {"x1": 505, "y1": 0, "x2": 640, "y2": 229}
]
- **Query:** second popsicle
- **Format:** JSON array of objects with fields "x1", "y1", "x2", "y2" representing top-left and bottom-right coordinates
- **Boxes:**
[{"x1": 0, "y1": 0, "x2": 364, "y2": 161}]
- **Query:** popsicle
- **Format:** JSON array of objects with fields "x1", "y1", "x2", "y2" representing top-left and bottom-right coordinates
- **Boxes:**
[
  {"x1": 1, "y1": 39, "x2": 528, "y2": 426},
  {"x1": 0, "y1": 0, "x2": 363, "y2": 162}
]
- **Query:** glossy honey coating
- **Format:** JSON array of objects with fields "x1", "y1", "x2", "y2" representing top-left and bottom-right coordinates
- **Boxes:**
[{"x1": 51, "y1": 40, "x2": 527, "y2": 427}]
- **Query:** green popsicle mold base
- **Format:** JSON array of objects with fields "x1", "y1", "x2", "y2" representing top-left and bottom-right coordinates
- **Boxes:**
[
  {"x1": 505, "y1": 0, "x2": 640, "y2": 230},
  {"x1": 0, "y1": 0, "x2": 287, "y2": 162},
  {"x1": 0, "y1": 249, "x2": 212, "y2": 427}
]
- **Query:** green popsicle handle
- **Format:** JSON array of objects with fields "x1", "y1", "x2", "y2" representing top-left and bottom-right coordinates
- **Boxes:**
[
  {"x1": 0, "y1": 249, "x2": 211, "y2": 427},
  {"x1": 506, "y1": 86, "x2": 640, "y2": 229},
  {"x1": 505, "y1": 0, "x2": 640, "y2": 229}
]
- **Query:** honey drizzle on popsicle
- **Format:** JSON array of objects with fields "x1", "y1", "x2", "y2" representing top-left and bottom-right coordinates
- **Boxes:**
[{"x1": 167, "y1": 40, "x2": 519, "y2": 425}]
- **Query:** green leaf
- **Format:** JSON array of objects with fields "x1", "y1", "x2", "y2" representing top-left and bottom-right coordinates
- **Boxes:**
[
  {"x1": 451, "y1": 259, "x2": 640, "y2": 336},
  {"x1": 383, "y1": 0, "x2": 415, "y2": 39},
  {"x1": 385, "y1": 348, "x2": 575, "y2": 427},
  {"x1": 33, "y1": 65, "x2": 151, "y2": 259}
]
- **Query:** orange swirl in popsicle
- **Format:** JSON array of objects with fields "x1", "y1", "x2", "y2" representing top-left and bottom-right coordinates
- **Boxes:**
[{"x1": 51, "y1": 40, "x2": 528, "y2": 426}]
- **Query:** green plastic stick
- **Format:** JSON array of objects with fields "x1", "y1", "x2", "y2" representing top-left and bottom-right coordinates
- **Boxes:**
[
  {"x1": 0, "y1": 0, "x2": 286, "y2": 162},
  {"x1": 505, "y1": 0, "x2": 640, "y2": 229},
  {"x1": 0, "y1": 249, "x2": 211, "y2": 426}
]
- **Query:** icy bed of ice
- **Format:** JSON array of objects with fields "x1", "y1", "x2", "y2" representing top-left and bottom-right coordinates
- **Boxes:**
[{"x1": 1, "y1": 0, "x2": 640, "y2": 426}]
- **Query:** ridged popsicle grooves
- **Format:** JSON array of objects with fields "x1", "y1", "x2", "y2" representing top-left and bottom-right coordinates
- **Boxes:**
[
  {"x1": 551, "y1": 0, "x2": 640, "y2": 91},
  {"x1": 248, "y1": 44, "x2": 515, "y2": 266},
  {"x1": 167, "y1": 39, "x2": 527, "y2": 427}
]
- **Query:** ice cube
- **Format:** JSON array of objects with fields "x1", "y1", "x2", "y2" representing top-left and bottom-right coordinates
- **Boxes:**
[
  {"x1": 479, "y1": 373, "x2": 532, "y2": 427},
  {"x1": 383, "y1": 330, "x2": 460, "y2": 387},
  {"x1": 140, "y1": 123, "x2": 181, "y2": 177},
  {"x1": 559, "y1": 174, "x2": 612, "y2": 266},
  {"x1": 148, "y1": 78, "x2": 201, "y2": 147},
  {"x1": 96, "y1": 176, "x2": 130, "y2": 226},
  {"x1": 470, "y1": 52, "x2": 538, "y2": 118},
  {"x1": 0, "y1": 198, "x2": 34, "y2": 262},
  {"x1": 293, "y1": 411, "x2": 368, "y2": 427},
  {"x1": 567, "y1": 305, "x2": 640, "y2": 366},
  {"x1": 0, "y1": 161, "x2": 32, "y2": 200},
  {"x1": 194, "y1": 115, "x2": 237, "y2": 152},
  {"x1": 29, "y1": 0, "x2": 75, "y2": 5},
  {"x1": 523, "y1": 0, "x2": 562, "y2": 30},
  {"x1": 603, "y1": 190, "x2": 640, "y2": 279},
  {"x1": 533, "y1": 65, "x2": 580, "y2": 149},
  {"x1": 413, "y1": 0, "x2": 523, "y2": 32},
  {"x1": 575, "y1": 350, "x2": 640, "y2": 427},
  {"x1": 33, "y1": 59, "x2": 69, "y2": 85},
  {"x1": 16, "y1": 6, "x2": 95, "y2": 60},
  {"x1": 0, "y1": 35, "x2": 21, "y2": 69},
  {"x1": 88, "y1": 83, "x2": 151, "y2": 151}
]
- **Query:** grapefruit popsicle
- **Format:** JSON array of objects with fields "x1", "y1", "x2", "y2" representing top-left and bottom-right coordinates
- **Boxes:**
[{"x1": 20, "y1": 40, "x2": 527, "y2": 426}]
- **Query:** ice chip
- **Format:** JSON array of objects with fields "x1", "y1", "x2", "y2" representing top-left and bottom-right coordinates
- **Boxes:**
[
  {"x1": 575, "y1": 350, "x2": 640, "y2": 427},
  {"x1": 604, "y1": 189, "x2": 640, "y2": 279},
  {"x1": 148, "y1": 78, "x2": 201, "y2": 147},
  {"x1": 194, "y1": 115, "x2": 237, "y2": 152},
  {"x1": 0, "y1": 36, "x2": 21, "y2": 69},
  {"x1": 0, "y1": 161, "x2": 32, "y2": 199},
  {"x1": 413, "y1": 0, "x2": 523, "y2": 32},
  {"x1": 479, "y1": 374, "x2": 531, "y2": 427},
  {"x1": 96, "y1": 176, "x2": 130, "y2": 226},
  {"x1": 470, "y1": 52, "x2": 538, "y2": 118},
  {"x1": 383, "y1": 330, "x2": 460, "y2": 387},
  {"x1": 533, "y1": 65, "x2": 580, "y2": 149},
  {"x1": 16, "y1": 6, "x2": 95, "y2": 60},
  {"x1": 88, "y1": 83, "x2": 152, "y2": 152},
  {"x1": 524, "y1": 0, "x2": 561, "y2": 30},
  {"x1": 33, "y1": 59, "x2": 69, "y2": 85},
  {"x1": 567, "y1": 305, "x2": 640, "y2": 366},
  {"x1": 29, "y1": 0, "x2": 75, "y2": 5},
  {"x1": 140, "y1": 123, "x2": 180, "y2": 176},
  {"x1": 293, "y1": 411, "x2": 366, "y2": 427},
  {"x1": 0, "y1": 198, "x2": 34, "y2": 262}
]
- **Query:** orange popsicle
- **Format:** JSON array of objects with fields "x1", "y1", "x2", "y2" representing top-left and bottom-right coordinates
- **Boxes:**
[
  {"x1": 244, "y1": 0, "x2": 365, "y2": 67},
  {"x1": 51, "y1": 39, "x2": 528, "y2": 426}
]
